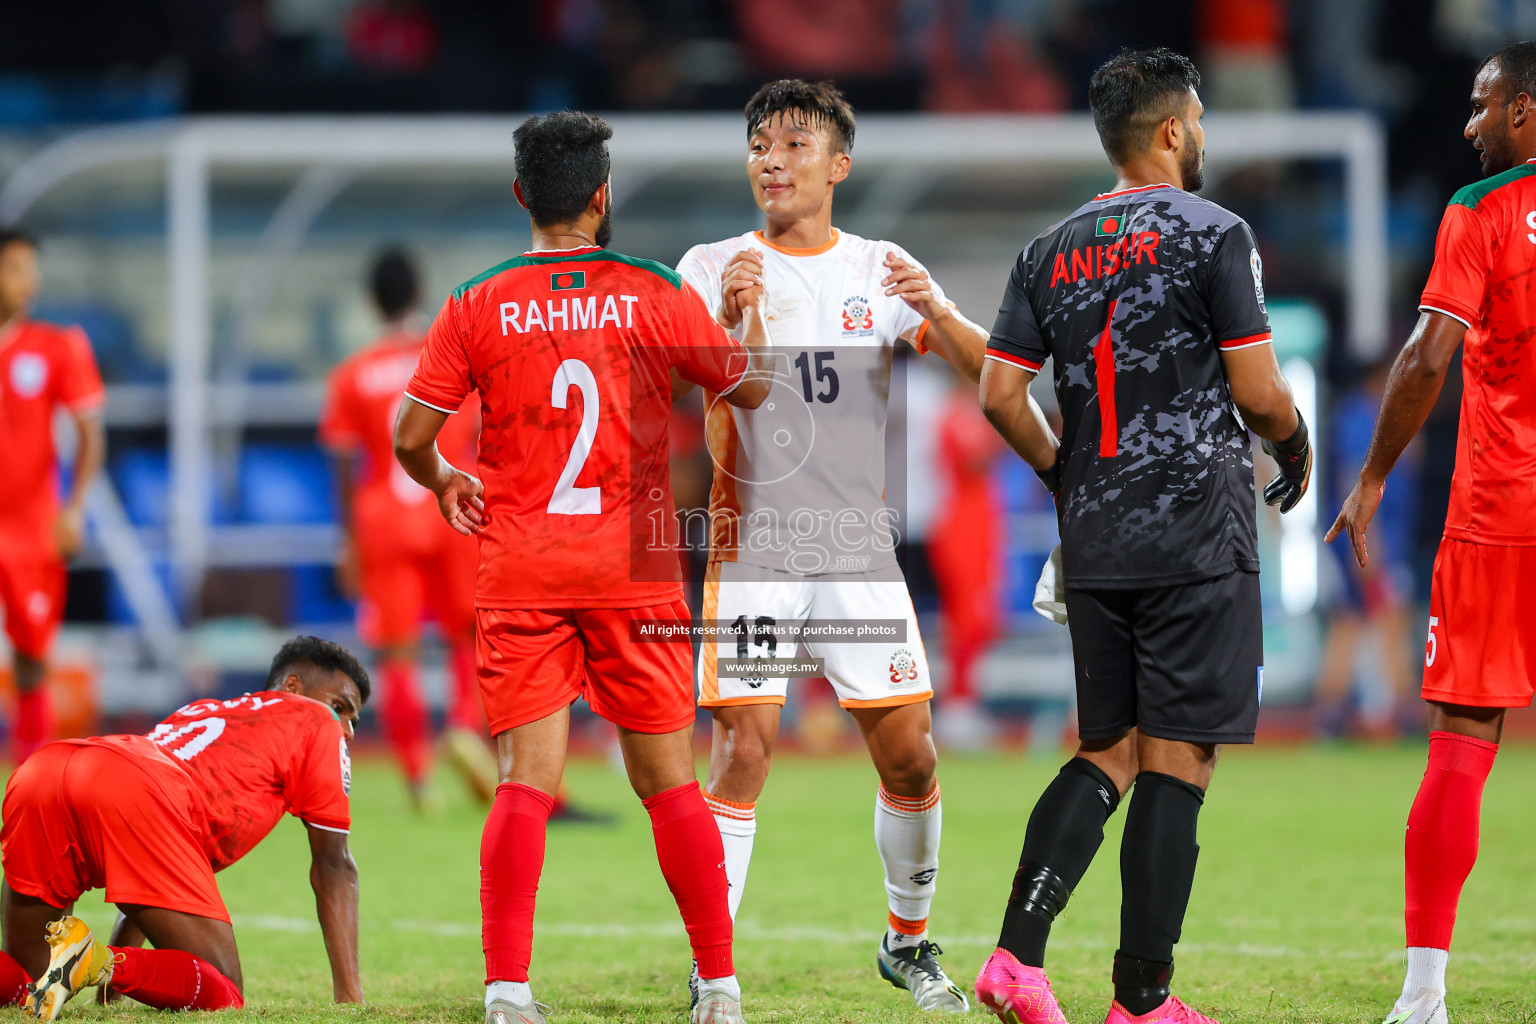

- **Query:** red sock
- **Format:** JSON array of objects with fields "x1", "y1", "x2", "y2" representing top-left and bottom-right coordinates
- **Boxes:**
[
  {"x1": 13, "y1": 686, "x2": 54, "y2": 764},
  {"x1": 447, "y1": 641, "x2": 484, "y2": 732},
  {"x1": 0, "y1": 950, "x2": 30, "y2": 1005},
  {"x1": 644, "y1": 781, "x2": 733, "y2": 979},
  {"x1": 1405, "y1": 731, "x2": 1499, "y2": 949},
  {"x1": 481, "y1": 782, "x2": 554, "y2": 984},
  {"x1": 379, "y1": 661, "x2": 430, "y2": 784},
  {"x1": 108, "y1": 947, "x2": 244, "y2": 1010}
]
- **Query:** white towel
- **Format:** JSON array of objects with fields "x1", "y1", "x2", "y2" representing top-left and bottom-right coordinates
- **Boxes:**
[{"x1": 1032, "y1": 544, "x2": 1068, "y2": 624}]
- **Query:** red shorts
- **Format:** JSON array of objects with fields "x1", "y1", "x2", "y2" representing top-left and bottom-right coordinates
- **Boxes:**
[
  {"x1": 357, "y1": 533, "x2": 478, "y2": 648},
  {"x1": 1423, "y1": 538, "x2": 1536, "y2": 708},
  {"x1": 0, "y1": 556, "x2": 64, "y2": 660},
  {"x1": 0, "y1": 737, "x2": 226, "y2": 922},
  {"x1": 476, "y1": 600, "x2": 695, "y2": 735}
]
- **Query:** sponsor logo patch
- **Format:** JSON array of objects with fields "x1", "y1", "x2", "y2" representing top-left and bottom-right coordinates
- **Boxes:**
[
  {"x1": 340, "y1": 737, "x2": 352, "y2": 795},
  {"x1": 1249, "y1": 248, "x2": 1266, "y2": 313}
]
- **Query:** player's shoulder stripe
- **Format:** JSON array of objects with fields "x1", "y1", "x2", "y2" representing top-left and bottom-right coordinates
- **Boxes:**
[
  {"x1": 451, "y1": 249, "x2": 682, "y2": 299},
  {"x1": 1449, "y1": 161, "x2": 1536, "y2": 211}
]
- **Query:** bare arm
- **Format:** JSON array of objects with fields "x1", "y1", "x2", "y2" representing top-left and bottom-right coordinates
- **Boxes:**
[
  {"x1": 326, "y1": 449, "x2": 360, "y2": 597},
  {"x1": 978, "y1": 358, "x2": 1059, "y2": 478},
  {"x1": 307, "y1": 825, "x2": 363, "y2": 1004},
  {"x1": 883, "y1": 253, "x2": 986, "y2": 383},
  {"x1": 1326, "y1": 310, "x2": 1466, "y2": 566},
  {"x1": 719, "y1": 300, "x2": 772, "y2": 409},
  {"x1": 392, "y1": 397, "x2": 485, "y2": 536},
  {"x1": 55, "y1": 410, "x2": 104, "y2": 559},
  {"x1": 1220, "y1": 344, "x2": 1300, "y2": 442}
]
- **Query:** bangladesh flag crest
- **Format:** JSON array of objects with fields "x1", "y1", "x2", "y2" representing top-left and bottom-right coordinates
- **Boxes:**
[
  {"x1": 550, "y1": 271, "x2": 586, "y2": 291},
  {"x1": 1095, "y1": 215, "x2": 1123, "y2": 237}
]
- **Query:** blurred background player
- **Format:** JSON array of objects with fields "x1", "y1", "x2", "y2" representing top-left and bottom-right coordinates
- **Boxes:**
[
  {"x1": 320, "y1": 245, "x2": 495, "y2": 809},
  {"x1": 974, "y1": 48, "x2": 1312, "y2": 1024},
  {"x1": 1314, "y1": 360, "x2": 1420, "y2": 740},
  {"x1": 393, "y1": 111, "x2": 771, "y2": 1024},
  {"x1": 678, "y1": 78, "x2": 988, "y2": 1013},
  {"x1": 1329, "y1": 40, "x2": 1536, "y2": 1024},
  {"x1": 0, "y1": 635, "x2": 367, "y2": 1018},
  {"x1": 929, "y1": 372, "x2": 1008, "y2": 751},
  {"x1": 0, "y1": 227, "x2": 105, "y2": 766}
]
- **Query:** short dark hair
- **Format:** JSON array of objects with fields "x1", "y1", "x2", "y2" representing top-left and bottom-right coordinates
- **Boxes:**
[
  {"x1": 0, "y1": 226, "x2": 38, "y2": 253},
  {"x1": 265, "y1": 635, "x2": 371, "y2": 704},
  {"x1": 512, "y1": 112, "x2": 613, "y2": 228},
  {"x1": 1089, "y1": 48, "x2": 1202, "y2": 165},
  {"x1": 368, "y1": 246, "x2": 419, "y2": 320},
  {"x1": 745, "y1": 79, "x2": 857, "y2": 154},
  {"x1": 1479, "y1": 40, "x2": 1536, "y2": 104}
]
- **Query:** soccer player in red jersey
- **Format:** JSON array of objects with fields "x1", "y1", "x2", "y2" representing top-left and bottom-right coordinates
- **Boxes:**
[
  {"x1": 393, "y1": 113, "x2": 770, "y2": 1024},
  {"x1": 1329, "y1": 41, "x2": 1536, "y2": 1024},
  {"x1": 0, "y1": 635, "x2": 367, "y2": 1018},
  {"x1": 0, "y1": 227, "x2": 105, "y2": 764},
  {"x1": 321, "y1": 247, "x2": 495, "y2": 807}
]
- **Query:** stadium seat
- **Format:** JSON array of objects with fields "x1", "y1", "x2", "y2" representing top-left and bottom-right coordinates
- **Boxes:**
[{"x1": 237, "y1": 444, "x2": 336, "y2": 525}]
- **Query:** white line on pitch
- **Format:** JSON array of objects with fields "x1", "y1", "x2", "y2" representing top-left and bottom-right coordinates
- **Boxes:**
[{"x1": 224, "y1": 915, "x2": 1536, "y2": 968}]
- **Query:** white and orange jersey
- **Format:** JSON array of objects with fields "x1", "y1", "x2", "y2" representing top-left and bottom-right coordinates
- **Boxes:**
[{"x1": 677, "y1": 229, "x2": 946, "y2": 575}]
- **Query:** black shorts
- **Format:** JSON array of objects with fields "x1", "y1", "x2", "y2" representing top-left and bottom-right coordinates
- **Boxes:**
[{"x1": 1065, "y1": 568, "x2": 1262, "y2": 745}]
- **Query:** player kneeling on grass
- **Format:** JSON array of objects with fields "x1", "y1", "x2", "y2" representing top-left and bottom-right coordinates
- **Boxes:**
[
  {"x1": 393, "y1": 112, "x2": 772, "y2": 1024},
  {"x1": 0, "y1": 635, "x2": 368, "y2": 1019}
]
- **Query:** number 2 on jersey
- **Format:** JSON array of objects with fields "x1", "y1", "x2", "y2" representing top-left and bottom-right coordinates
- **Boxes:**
[{"x1": 548, "y1": 358, "x2": 601, "y2": 515}]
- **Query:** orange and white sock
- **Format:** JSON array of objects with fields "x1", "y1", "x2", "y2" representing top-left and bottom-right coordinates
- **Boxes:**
[
  {"x1": 876, "y1": 783, "x2": 942, "y2": 949},
  {"x1": 704, "y1": 790, "x2": 756, "y2": 920}
]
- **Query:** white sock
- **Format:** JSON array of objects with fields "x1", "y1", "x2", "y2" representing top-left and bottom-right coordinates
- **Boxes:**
[
  {"x1": 874, "y1": 783, "x2": 942, "y2": 944},
  {"x1": 696, "y1": 973, "x2": 742, "y2": 1001},
  {"x1": 486, "y1": 980, "x2": 533, "y2": 1008},
  {"x1": 1398, "y1": 947, "x2": 1449, "y2": 1005},
  {"x1": 704, "y1": 791, "x2": 756, "y2": 920}
]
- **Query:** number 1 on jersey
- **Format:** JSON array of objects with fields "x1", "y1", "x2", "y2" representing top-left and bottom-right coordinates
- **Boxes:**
[
  {"x1": 1096, "y1": 299, "x2": 1119, "y2": 457},
  {"x1": 548, "y1": 358, "x2": 601, "y2": 515}
]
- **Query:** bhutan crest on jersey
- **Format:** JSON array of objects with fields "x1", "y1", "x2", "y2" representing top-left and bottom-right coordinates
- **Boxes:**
[
  {"x1": 888, "y1": 648, "x2": 920, "y2": 687},
  {"x1": 841, "y1": 295, "x2": 874, "y2": 337}
]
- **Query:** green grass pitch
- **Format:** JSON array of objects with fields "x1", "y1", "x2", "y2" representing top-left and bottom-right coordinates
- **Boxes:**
[{"x1": 55, "y1": 744, "x2": 1536, "y2": 1022}]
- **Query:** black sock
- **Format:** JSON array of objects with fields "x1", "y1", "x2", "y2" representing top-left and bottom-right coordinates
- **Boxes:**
[
  {"x1": 1116, "y1": 771, "x2": 1205, "y2": 1013},
  {"x1": 1113, "y1": 951, "x2": 1174, "y2": 1017},
  {"x1": 996, "y1": 758, "x2": 1121, "y2": 966}
]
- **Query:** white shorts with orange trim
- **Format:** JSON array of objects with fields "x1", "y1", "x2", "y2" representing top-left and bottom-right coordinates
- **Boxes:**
[{"x1": 697, "y1": 561, "x2": 932, "y2": 709}]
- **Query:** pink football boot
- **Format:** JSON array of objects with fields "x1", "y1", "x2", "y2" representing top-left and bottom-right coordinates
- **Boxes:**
[
  {"x1": 1103, "y1": 995, "x2": 1220, "y2": 1024},
  {"x1": 974, "y1": 947, "x2": 1070, "y2": 1024}
]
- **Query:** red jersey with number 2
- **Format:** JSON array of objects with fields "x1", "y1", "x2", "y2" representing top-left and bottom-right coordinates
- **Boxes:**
[
  {"x1": 1419, "y1": 160, "x2": 1536, "y2": 545},
  {"x1": 406, "y1": 246, "x2": 748, "y2": 609},
  {"x1": 148, "y1": 692, "x2": 351, "y2": 871}
]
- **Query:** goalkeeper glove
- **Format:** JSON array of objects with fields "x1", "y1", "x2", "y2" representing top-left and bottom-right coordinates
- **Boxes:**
[{"x1": 1262, "y1": 411, "x2": 1312, "y2": 514}]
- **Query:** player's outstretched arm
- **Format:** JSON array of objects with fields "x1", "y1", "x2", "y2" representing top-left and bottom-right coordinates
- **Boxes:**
[
  {"x1": 884, "y1": 253, "x2": 987, "y2": 382},
  {"x1": 306, "y1": 824, "x2": 363, "y2": 1004},
  {"x1": 1326, "y1": 310, "x2": 1466, "y2": 567},
  {"x1": 393, "y1": 396, "x2": 485, "y2": 535},
  {"x1": 979, "y1": 358, "x2": 1060, "y2": 490}
]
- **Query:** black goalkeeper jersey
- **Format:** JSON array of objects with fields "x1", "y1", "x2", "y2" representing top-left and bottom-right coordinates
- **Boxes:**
[{"x1": 988, "y1": 182, "x2": 1272, "y2": 588}]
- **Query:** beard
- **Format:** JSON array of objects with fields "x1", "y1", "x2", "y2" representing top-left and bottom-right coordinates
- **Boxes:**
[
  {"x1": 1479, "y1": 122, "x2": 1514, "y2": 177},
  {"x1": 595, "y1": 201, "x2": 613, "y2": 248},
  {"x1": 1180, "y1": 124, "x2": 1205, "y2": 192}
]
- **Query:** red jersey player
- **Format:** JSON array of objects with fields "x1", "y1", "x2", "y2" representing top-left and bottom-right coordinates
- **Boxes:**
[
  {"x1": 0, "y1": 635, "x2": 367, "y2": 1019},
  {"x1": 0, "y1": 228, "x2": 106, "y2": 764},
  {"x1": 393, "y1": 112, "x2": 770, "y2": 1024},
  {"x1": 321, "y1": 247, "x2": 495, "y2": 807},
  {"x1": 1329, "y1": 42, "x2": 1536, "y2": 1024}
]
